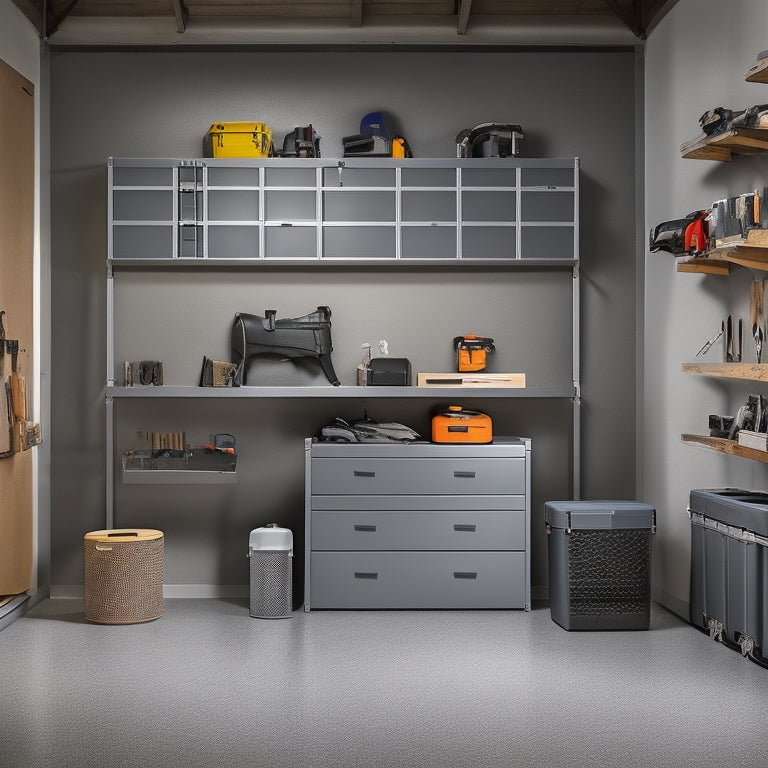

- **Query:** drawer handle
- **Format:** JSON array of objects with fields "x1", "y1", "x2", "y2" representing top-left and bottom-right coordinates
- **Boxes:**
[
  {"x1": 453, "y1": 524, "x2": 477, "y2": 532},
  {"x1": 354, "y1": 572, "x2": 378, "y2": 580},
  {"x1": 354, "y1": 524, "x2": 377, "y2": 532},
  {"x1": 353, "y1": 470, "x2": 376, "y2": 477},
  {"x1": 453, "y1": 571, "x2": 477, "y2": 579},
  {"x1": 453, "y1": 471, "x2": 476, "y2": 478}
]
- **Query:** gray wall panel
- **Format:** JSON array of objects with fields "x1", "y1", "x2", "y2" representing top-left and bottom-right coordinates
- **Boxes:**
[
  {"x1": 644, "y1": 0, "x2": 768, "y2": 614},
  {"x1": 50, "y1": 48, "x2": 638, "y2": 594}
]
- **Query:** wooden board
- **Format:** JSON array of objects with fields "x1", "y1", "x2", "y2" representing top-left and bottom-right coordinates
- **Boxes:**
[
  {"x1": 680, "y1": 128, "x2": 768, "y2": 161},
  {"x1": 682, "y1": 362, "x2": 768, "y2": 381},
  {"x1": 681, "y1": 433, "x2": 768, "y2": 464},
  {"x1": 746, "y1": 57, "x2": 768, "y2": 83},
  {"x1": 0, "y1": 56, "x2": 34, "y2": 596}
]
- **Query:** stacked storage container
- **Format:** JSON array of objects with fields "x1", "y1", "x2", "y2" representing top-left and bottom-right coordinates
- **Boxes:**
[{"x1": 689, "y1": 488, "x2": 768, "y2": 667}]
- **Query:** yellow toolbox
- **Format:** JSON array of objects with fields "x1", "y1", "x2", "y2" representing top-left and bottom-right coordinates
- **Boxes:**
[{"x1": 204, "y1": 122, "x2": 274, "y2": 158}]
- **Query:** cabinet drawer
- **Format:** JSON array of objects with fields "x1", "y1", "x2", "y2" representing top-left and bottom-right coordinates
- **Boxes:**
[
  {"x1": 310, "y1": 457, "x2": 524, "y2": 496},
  {"x1": 311, "y1": 509, "x2": 526, "y2": 551},
  {"x1": 309, "y1": 551, "x2": 526, "y2": 609}
]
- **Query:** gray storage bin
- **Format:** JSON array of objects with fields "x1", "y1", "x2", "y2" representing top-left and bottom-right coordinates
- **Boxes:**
[
  {"x1": 248, "y1": 524, "x2": 293, "y2": 619},
  {"x1": 689, "y1": 488, "x2": 768, "y2": 662},
  {"x1": 545, "y1": 500, "x2": 655, "y2": 631}
]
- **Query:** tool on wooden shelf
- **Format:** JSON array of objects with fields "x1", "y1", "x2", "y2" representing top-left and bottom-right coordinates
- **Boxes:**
[
  {"x1": 0, "y1": 311, "x2": 42, "y2": 456},
  {"x1": 649, "y1": 210, "x2": 710, "y2": 255},
  {"x1": 751, "y1": 281, "x2": 765, "y2": 363},
  {"x1": 724, "y1": 315, "x2": 742, "y2": 363},
  {"x1": 695, "y1": 324, "x2": 724, "y2": 357},
  {"x1": 699, "y1": 104, "x2": 768, "y2": 137},
  {"x1": 454, "y1": 334, "x2": 495, "y2": 372}
]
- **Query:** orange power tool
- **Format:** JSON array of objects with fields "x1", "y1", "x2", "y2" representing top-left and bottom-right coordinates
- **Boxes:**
[{"x1": 453, "y1": 334, "x2": 495, "y2": 372}]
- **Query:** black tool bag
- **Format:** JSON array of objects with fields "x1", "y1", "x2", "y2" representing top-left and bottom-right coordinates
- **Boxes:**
[
  {"x1": 700, "y1": 104, "x2": 768, "y2": 136},
  {"x1": 231, "y1": 306, "x2": 340, "y2": 386},
  {"x1": 318, "y1": 415, "x2": 420, "y2": 443},
  {"x1": 700, "y1": 107, "x2": 736, "y2": 136}
]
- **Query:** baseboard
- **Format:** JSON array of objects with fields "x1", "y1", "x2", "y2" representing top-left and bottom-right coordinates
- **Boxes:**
[
  {"x1": 51, "y1": 584, "x2": 249, "y2": 599},
  {"x1": 0, "y1": 593, "x2": 31, "y2": 632},
  {"x1": 163, "y1": 585, "x2": 249, "y2": 599},
  {"x1": 531, "y1": 585, "x2": 548, "y2": 602},
  {"x1": 652, "y1": 586, "x2": 689, "y2": 621}
]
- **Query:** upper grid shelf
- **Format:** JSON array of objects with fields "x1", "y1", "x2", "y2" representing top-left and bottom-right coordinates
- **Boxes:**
[{"x1": 108, "y1": 156, "x2": 580, "y2": 265}]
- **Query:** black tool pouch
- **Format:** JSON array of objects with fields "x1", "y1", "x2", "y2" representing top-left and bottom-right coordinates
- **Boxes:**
[{"x1": 231, "y1": 306, "x2": 340, "y2": 386}]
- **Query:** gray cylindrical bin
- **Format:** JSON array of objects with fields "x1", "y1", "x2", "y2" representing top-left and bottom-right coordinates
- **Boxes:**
[
  {"x1": 248, "y1": 524, "x2": 293, "y2": 619},
  {"x1": 544, "y1": 501, "x2": 655, "y2": 631}
]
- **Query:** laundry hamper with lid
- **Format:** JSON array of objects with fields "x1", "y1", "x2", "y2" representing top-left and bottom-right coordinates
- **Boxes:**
[{"x1": 84, "y1": 529, "x2": 164, "y2": 624}]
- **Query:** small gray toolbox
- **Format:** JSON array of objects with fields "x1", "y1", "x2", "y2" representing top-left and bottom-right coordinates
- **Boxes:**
[
  {"x1": 688, "y1": 488, "x2": 768, "y2": 666},
  {"x1": 545, "y1": 500, "x2": 655, "y2": 631}
]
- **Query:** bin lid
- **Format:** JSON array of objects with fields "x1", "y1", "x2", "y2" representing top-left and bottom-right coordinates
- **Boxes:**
[
  {"x1": 84, "y1": 528, "x2": 163, "y2": 543},
  {"x1": 249, "y1": 524, "x2": 293, "y2": 552},
  {"x1": 544, "y1": 501, "x2": 656, "y2": 531},
  {"x1": 689, "y1": 488, "x2": 768, "y2": 538}
]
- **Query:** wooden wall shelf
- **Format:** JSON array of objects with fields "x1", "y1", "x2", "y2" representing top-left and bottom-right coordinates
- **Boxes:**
[
  {"x1": 680, "y1": 128, "x2": 768, "y2": 161},
  {"x1": 746, "y1": 57, "x2": 768, "y2": 83},
  {"x1": 682, "y1": 363, "x2": 768, "y2": 381},
  {"x1": 676, "y1": 233, "x2": 768, "y2": 274},
  {"x1": 681, "y1": 434, "x2": 768, "y2": 464}
]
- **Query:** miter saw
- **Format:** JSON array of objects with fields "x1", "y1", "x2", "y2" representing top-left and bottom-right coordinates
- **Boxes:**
[{"x1": 342, "y1": 112, "x2": 412, "y2": 158}]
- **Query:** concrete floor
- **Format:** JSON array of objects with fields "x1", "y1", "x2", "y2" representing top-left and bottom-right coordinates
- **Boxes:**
[{"x1": 1, "y1": 599, "x2": 767, "y2": 768}]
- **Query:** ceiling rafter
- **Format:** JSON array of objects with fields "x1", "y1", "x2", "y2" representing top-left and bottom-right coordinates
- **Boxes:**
[
  {"x1": 350, "y1": 0, "x2": 363, "y2": 27},
  {"x1": 9, "y1": 0, "x2": 679, "y2": 42},
  {"x1": 601, "y1": 0, "x2": 644, "y2": 39},
  {"x1": 173, "y1": 0, "x2": 189, "y2": 33},
  {"x1": 457, "y1": 0, "x2": 472, "y2": 35},
  {"x1": 44, "y1": 0, "x2": 81, "y2": 39}
]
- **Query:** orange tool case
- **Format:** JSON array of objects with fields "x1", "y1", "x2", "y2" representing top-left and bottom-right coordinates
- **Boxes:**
[{"x1": 431, "y1": 406, "x2": 493, "y2": 444}]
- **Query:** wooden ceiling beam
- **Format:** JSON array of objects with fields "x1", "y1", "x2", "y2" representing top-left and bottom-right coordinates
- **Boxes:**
[
  {"x1": 601, "y1": 0, "x2": 645, "y2": 38},
  {"x1": 173, "y1": 0, "x2": 188, "y2": 32},
  {"x1": 457, "y1": 0, "x2": 472, "y2": 35},
  {"x1": 8, "y1": 0, "x2": 44, "y2": 36},
  {"x1": 45, "y1": 0, "x2": 82, "y2": 38},
  {"x1": 350, "y1": 0, "x2": 363, "y2": 27},
  {"x1": 10, "y1": 0, "x2": 680, "y2": 40}
]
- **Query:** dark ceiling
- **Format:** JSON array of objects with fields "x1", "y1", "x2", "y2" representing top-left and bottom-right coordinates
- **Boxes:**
[{"x1": 11, "y1": 0, "x2": 677, "y2": 44}]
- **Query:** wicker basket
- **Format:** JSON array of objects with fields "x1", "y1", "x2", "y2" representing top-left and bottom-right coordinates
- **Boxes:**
[{"x1": 84, "y1": 529, "x2": 164, "y2": 624}]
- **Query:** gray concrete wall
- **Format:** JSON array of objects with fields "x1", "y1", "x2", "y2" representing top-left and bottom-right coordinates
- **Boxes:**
[
  {"x1": 645, "y1": 0, "x2": 768, "y2": 616},
  {"x1": 49, "y1": 47, "x2": 639, "y2": 596}
]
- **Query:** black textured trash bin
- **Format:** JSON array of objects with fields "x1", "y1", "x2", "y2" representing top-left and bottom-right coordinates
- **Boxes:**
[{"x1": 545, "y1": 501, "x2": 655, "y2": 631}]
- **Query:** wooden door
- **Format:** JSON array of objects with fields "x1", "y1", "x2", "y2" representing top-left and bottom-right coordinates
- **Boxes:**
[{"x1": 0, "y1": 55, "x2": 34, "y2": 596}]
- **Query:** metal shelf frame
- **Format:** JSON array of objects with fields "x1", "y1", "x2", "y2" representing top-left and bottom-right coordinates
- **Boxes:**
[{"x1": 105, "y1": 156, "x2": 581, "y2": 528}]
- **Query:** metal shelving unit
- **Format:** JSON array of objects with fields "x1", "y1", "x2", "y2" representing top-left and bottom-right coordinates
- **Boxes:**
[{"x1": 105, "y1": 156, "x2": 580, "y2": 528}]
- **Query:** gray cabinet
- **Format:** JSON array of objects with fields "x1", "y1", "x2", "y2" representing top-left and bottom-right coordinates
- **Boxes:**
[{"x1": 304, "y1": 437, "x2": 532, "y2": 610}]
